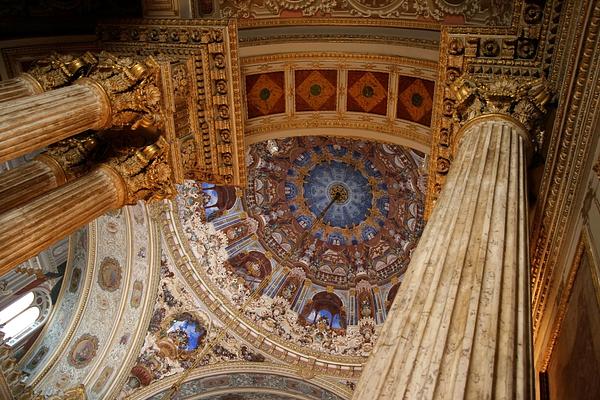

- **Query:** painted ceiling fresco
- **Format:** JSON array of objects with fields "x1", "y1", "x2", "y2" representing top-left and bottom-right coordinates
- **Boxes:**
[
  {"x1": 245, "y1": 69, "x2": 435, "y2": 127},
  {"x1": 171, "y1": 136, "x2": 426, "y2": 363}
]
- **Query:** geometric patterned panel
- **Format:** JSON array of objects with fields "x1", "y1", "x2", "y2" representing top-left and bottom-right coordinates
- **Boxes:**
[
  {"x1": 245, "y1": 72, "x2": 286, "y2": 118},
  {"x1": 397, "y1": 76, "x2": 435, "y2": 126},
  {"x1": 295, "y1": 70, "x2": 337, "y2": 112},
  {"x1": 347, "y1": 71, "x2": 389, "y2": 116}
]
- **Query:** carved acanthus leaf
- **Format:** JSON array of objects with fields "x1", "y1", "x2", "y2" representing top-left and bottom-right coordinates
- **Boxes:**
[
  {"x1": 88, "y1": 52, "x2": 164, "y2": 130},
  {"x1": 44, "y1": 132, "x2": 101, "y2": 180},
  {"x1": 451, "y1": 76, "x2": 552, "y2": 133},
  {"x1": 106, "y1": 137, "x2": 176, "y2": 205}
]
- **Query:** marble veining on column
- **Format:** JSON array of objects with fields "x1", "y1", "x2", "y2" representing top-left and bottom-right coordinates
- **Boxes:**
[{"x1": 353, "y1": 118, "x2": 532, "y2": 400}]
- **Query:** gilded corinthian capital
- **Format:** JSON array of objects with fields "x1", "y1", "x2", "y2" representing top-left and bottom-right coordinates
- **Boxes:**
[
  {"x1": 451, "y1": 76, "x2": 552, "y2": 133},
  {"x1": 24, "y1": 52, "x2": 98, "y2": 91},
  {"x1": 84, "y1": 52, "x2": 164, "y2": 131},
  {"x1": 41, "y1": 132, "x2": 102, "y2": 180},
  {"x1": 104, "y1": 136, "x2": 176, "y2": 205}
]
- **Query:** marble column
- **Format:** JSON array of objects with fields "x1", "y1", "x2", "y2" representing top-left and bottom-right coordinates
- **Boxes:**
[
  {"x1": 0, "y1": 52, "x2": 163, "y2": 164},
  {"x1": 0, "y1": 158, "x2": 65, "y2": 215},
  {"x1": 0, "y1": 52, "x2": 98, "y2": 103},
  {"x1": 0, "y1": 138, "x2": 175, "y2": 276},
  {"x1": 0, "y1": 133, "x2": 100, "y2": 214},
  {"x1": 352, "y1": 78, "x2": 549, "y2": 400},
  {"x1": 0, "y1": 168, "x2": 124, "y2": 276},
  {"x1": 0, "y1": 74, "x2": 43, "y2": 103},
  {"x1": 0, "y1": 81, "x2": 110, "y2": 164}
]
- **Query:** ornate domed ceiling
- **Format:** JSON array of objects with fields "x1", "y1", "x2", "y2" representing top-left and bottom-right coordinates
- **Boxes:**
[
  {"x1": 245, "y1": 136, "x2": 426, "y2": 289},
  {"x1": 172, "y1": 135, "x2": 426, "y2": 363}
]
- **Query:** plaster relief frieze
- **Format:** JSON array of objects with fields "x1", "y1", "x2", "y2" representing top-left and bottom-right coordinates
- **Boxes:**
[
  {"x1": 19, "y1": 228, "x2": 91, "y2": 385},
  {"x1": 219, "y1": 0, "x2": 513, "y2": 25}
]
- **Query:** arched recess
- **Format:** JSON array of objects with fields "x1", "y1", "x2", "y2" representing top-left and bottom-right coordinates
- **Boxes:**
[
  {"x1": 19, "y1": 203, "x2": 162, "y2": 400},
  {"x1": 125, "y1": 362, "x2": 352, "y2": 400}
]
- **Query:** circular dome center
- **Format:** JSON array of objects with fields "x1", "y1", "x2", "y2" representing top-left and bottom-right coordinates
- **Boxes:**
[
  {"x1": 329, "y1": 183, "x2": 349, "y2": 204},
  {"x1": 303, "y1": 161, "x2": 372, "y2": 229}
]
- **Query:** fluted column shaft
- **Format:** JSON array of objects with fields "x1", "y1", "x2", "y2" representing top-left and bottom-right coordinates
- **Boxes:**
[
  {"x1": 0, "y1": 80, "x2": 109, "y2": 164},
  {"x1": 0, "y1": 157, "x2": 66, "y2": 214},
  {"x1": 0, "y1": 167, "x2": 125, "y2": 276},
  {"x1": 0, "y1": 74, "x2": 43, "y2": 103},
  {"x1": 353, "y1": 116, "x2": 532, "y2": 399}
]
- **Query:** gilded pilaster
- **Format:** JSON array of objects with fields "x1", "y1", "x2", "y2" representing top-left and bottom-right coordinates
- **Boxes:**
[{"x1": 352, "y1": 78, "x2": 550, "y2": 400}]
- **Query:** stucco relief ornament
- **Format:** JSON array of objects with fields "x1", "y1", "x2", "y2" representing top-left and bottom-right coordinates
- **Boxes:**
[
  {"x1": 265, "y1": 0, "x2": 337, "y2": 15},
  {"x1": 175, "y1": 204, "x2": 380, "y2": 356}
]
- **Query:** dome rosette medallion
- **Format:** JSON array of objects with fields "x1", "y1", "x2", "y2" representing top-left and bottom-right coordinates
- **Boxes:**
[{"x1": 171, "y1": 136, "x2": 426, "y2": 362}]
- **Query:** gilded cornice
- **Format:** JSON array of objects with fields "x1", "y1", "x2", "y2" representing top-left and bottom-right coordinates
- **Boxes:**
[
  {"x1": 240, "y1": 52, "x2": 438, "y2": 70},
  {"x1": 98, "y1": 19, "x2": 247, "y2": 187},
  {"x1": 238, "y1": 34, "x2": 439, "y2": 50},
  {"x1": 237, "y1": 16, "x2": 441, "y2": 30},
  {"x1": 244, "y1": 116, "x2": 430, "y2": 151},
  {"x1": 530, "y1": 0, "x2": 600, "y2": 338}
]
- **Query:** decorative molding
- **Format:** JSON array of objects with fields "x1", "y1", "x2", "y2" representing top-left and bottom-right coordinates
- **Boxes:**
[
  {"x1": 98, "y1": 19, "x2": 247, "y2": 187},
  {"x1": 530, "y1": 0, "x2": 600, "y2": 338},
  {"x1": 126, "y1": 362, "x2": 353, "y2": 400},
  {"x1": 539, "y1": 233, "x2": 587, "y2": 372}
]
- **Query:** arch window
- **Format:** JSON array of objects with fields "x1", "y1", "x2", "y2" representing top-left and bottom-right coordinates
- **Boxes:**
[
  {"x1": 0, "y1": 289, "x2": 51, "y2": 347},
  {"x1": 302, "y1": 292, "x2": 346, "y2": 330}
]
